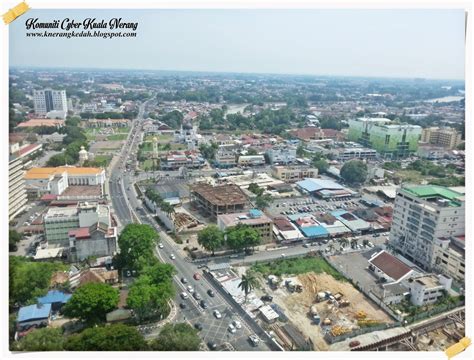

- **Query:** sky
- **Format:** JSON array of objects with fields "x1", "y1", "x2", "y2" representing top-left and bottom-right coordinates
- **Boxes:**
[{"x1": 10, "y1": 9, "x2": 465, "y2": 80}]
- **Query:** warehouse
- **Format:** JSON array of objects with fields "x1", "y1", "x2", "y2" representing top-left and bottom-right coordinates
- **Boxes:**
[{"x1": 296, "y1": 178, "x2": 356, "y2": 199}]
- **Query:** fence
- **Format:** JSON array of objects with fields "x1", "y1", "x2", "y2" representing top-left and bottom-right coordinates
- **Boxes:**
[
  {"x1": 324, "y1": 321, "x2": 402, "y2": 344},
  {"x1": 404, "y1": 300, "x2": 465, "y2": 324}
]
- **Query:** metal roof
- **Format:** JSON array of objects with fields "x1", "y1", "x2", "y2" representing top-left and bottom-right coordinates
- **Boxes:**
[
  {"x1": 17, "y1": 303, "x2": 51, "y2": 323},
  {"x1": 37, "y1": 290, "x2": 72, "y2": 305}
]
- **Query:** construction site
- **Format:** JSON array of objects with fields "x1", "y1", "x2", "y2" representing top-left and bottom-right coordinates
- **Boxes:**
[{"x1": 255, "y1": 270, "x2": 394, "y2": 350}]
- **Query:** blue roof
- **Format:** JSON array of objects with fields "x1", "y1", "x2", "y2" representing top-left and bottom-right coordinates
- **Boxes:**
[
  {"x1": 296, "y1": 178, "x2": 344, "y2": 193},
  {"x1": 18, "y1": 303, "x2": 51, "y2": 323},
  {"x1": 249, "y1": 209, "x2": 263, "y2": 218},
  {"x1": 300, "y1": 225, "x2": 329, "y2": 238},
  {"x1": 331, "y1": 210, "x2": 347, "y2": 217},
  {"x1": 37, "y1": 290, "x2": 72, "y2": 305}
]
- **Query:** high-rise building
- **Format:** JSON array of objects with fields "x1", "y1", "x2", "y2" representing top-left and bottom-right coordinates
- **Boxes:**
[
  {"x1": 389, "y1": 185, "x2": 465, "y2": 271},
  {"x1": 33, "y1": 89, "x2": 68, "y2": 114},
  {"x1": 9, "y1": 156, "x2": 27, "y2": 220},
  {"x1": 421, "y1": 127, "x2": 463, "y2": 149},
  {"x1": 347, "y1": 117, "x2": 422, "y2": 158}
]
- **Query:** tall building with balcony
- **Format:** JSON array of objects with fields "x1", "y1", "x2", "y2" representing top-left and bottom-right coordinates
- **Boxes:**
[
  {"x1": 33, "y1": 89, "x2": 68, "y2": 115},
  {"x1": 389, "y1": 185, "x2": 465, "y2": 271},
  {"x1": 347, "y1": 117, "x2": 422, "y2": 158},
  {"x1": 9, "y1": 156, "x2": 27, "y2": 220}
]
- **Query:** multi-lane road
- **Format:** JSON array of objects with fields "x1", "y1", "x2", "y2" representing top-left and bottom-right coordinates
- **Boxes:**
[{"x1": 106, "y1": 100, "x2": 271, "y2": 351}]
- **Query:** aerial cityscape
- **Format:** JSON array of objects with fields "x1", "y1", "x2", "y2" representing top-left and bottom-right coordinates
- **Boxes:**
[{"x1": 7, "y1": 8, "x2": 467, "y2": 354}]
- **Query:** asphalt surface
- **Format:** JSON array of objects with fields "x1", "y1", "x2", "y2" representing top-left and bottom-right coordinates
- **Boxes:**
[{"x1": 106, "y1": 101, "x2": 270, "y2": 351}]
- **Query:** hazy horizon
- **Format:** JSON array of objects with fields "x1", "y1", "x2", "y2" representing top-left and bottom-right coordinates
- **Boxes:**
[{"x1": 10, "y1": 9, "x2": 466, "y2": 80}]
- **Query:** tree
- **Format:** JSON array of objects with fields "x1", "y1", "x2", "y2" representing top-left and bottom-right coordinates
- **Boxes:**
[
  {"x1": 9, "y1": 229, "x2": 22, "y2": 252},
  {"x1": 238, "y1": 271, "x2": 258, "y2": 303},
  {"x1": 226, "y1": 224, "x2": 261, "y2": 252},
  {"x1": 247, "y1": 148, "x2": 258, "y2": 156},
  {"x1": 13, "y1": 328, "x2": 64, "y2": 351},
  {"x1": 63, "y1": 283, "x2": 119, "y2": 324},
  {"x1": 126, "y1": 275, "x2": 170, "y2": 323},
  {"x1": 116, "y1": 224, "x2": 159, "y2": 271},
  {"x1": 9, "y1": 256, "x2": 66, "y2": 308},
  {"x1": 150, "y1": 323, "x2": 201, "y2": 351},
  {"x1": 248, "y1": 183, "x2": 264, "y2": 196},
  {"x1": 255, "y1": 194, "x2": 273, "y2": 210},
  {"x1": 311, "y1": 153, "x2": 330, "y2": 173},
  {"x1": 64, "y1": 324, "x2": 148, "y2": 351},
  {"x1": 197, "y1": 225, "x2": 225, "y2": 255},
  {"x1": 340, "y1": 160, "x2": 367, "y2": 184},
  {"x1": 142, "y1": 261, "x2": 176, "y2": 285}
]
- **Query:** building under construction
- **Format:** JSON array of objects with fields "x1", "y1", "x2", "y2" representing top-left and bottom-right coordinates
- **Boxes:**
[{"x1": 190, "y1": 183, "x2": 249, "y2": 218}]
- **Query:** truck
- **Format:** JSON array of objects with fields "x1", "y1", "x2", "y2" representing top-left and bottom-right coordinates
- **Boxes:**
[{"x1": 310, "y1": 305, "x2": 321, "y2": 325}]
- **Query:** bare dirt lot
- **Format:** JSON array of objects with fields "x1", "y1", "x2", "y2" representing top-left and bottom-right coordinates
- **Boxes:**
[{"x1": 258, "y1": 272, "x2": 394, "y2": 350}]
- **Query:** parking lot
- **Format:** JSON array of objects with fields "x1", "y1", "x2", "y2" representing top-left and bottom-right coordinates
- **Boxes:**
[
  {"x1": 266, "y1": 196, "x2": 379, "y2": 218},
  {"x1": 328, "y1": 246, "x2": 385, "y2": 294}
]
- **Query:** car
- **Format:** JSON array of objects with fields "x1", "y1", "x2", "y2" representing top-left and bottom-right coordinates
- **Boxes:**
[
  {"x1": 170, "y1": 254, "x2": 176, "y2": 260},
  {"x1": 193, "y1": 273, "x2": 201, "y2": 280},
  {"x1": 186, "y1": 285, "x2": 194, "y2": 293},
  {"x1": 249, "y1": 334, "x2": 260, "y2": 347},
  {"x1": 303, "y1": 243, "x2": 310, "y2": 248},
  {"x1": 126, "y1": 270, "x2": 131, "y2": 277},
  {"x1": 207, "y1": 342, "x2": 218, "y2": 351},
  {"x1": 261, "y1": 295, "x2": 273, "y2": 302},
  {"x1": 207, "y1": 289, "x2": 215, "y2": 297},
  {"x1": 232, "y1": 320, "x2": 242, "y2": 329},
  {"x1": 181, "y1": 277, "x2": 188, "y2": 284},
  {"x1": 197, "y1": 264, "x2": 206, "y2": 269},
  {"x1": 228, "y1": 324, "x2": 236, "y2": 333},
  {"x1": 194, "y1": 323, "x2": 203, "y2": 331},
  {"x1": 200, "y1": 300, "x2": 208, "y2": 309},
  {"x1": 280, "y1": 254, "x2": 286, "y2": 258},
  {"x1": 158, "y1": 243, "x2": 164, "y2": 249},
  {"x1": 180, "y1": 292, "x2": 189, "y2": 300},
  {"x1": 179, "y1": 302, "x2": 187, "y2": 309},
  {"x1": 213, "y1": 310, "x2": 222, "y2": 319},
  {"x1": 193, "y1": 293, "x2": 202, "y2": 300},
  {"x1": 349, "y1": 340, "x2": 361, "y2": 348}
]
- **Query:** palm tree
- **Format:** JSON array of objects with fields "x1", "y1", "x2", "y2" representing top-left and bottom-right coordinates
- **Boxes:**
[
  {"x1": 327, "y1": 244, "x2": 335, "y2": 253},
  {"x1": 238, "y1": 271, "x2": 258, "y2": 303},
  {"x1": 339, "y1": 237, "x2": 349, "y2": 249},
  {"x1": 350, "y1": 238, "x2": 358, "y2": 249}
]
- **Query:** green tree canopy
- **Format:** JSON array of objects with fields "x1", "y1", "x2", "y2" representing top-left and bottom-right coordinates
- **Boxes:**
[
  {"x1": 116, "y1": 224, "x2": 159, "y2": 271},
  {"x1": 64, "y1": 324, "x2": 148, "y2": 351},
  {"x1": 9, "y1": 256, "x2": 66, "y2": 308},
  {"x1": 197, "y1": 225, "x2": 225, "y2": 255},
  {"x1": 150, "y1": 323, "x2": 201, "y2": 351},
  {"x1": 255, "y1": 194, "x2": 273, "y2": 210},
  {"x1": 13, "y1": 328, "x2": 64, "y2": 351},
  {"x1": 9, "y1": 229, "x2": 22, "y2": 251},
  {"x1": 63, "y1": 283, "x2": 119, "y2": 324},
  {"x1": 226, "y1": 224, "x2": 261, "y2": 252},
  {"x1": 340, "y1": 160, "x2": 368, "y2": 184}
]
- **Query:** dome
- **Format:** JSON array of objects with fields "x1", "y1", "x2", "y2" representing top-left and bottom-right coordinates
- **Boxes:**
[
  {"x1": 152, "y1": 137, "x2": 158, "y2": 143},
  {"x1": 79, "y1": 146, "x2": 87, "y2": 154},
  {"x1": 182, "y1": 122, "x2": 193, "y2": 130}
]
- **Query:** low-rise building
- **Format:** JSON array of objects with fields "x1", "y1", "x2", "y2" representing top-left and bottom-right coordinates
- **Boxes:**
[
  {"x1": 215, "y1": 145, "x2": 238, "y2": 168},
  {"x1": 368, "y1": 250, "x2": 416, "y2": 284},
  {"x1": 296, "y1": 178, "x2": 356, "y2": 199},
  {"x1": 432, "y1": 236, "x2": 465, "y2": 283},
  {"x1": 408, "y1": 274, "x2": 452, "y2": 306},
  {"x1": 272, "y1": 216, "x2": 304, "y2": 243},
  {"x1": 17, "y1": 304, "x2": 52, "y2": 331},
  {"x1": 266, "y1": 145, "x2": 297, "y2": 165},
  {"x1": 271, "y1": 166, "x2": 318, "y2": 183},
  {"x1": 336, "y1": 147, "x2": 377, "y2": 161},
  {"x1": 217, "y1": 209, "x2": 273, "y2": 244},
  {"x1": 238, "y1": 155, "x2": 265, "y2": 167},
  {"x1": 24, "y1": 167, "x2": 106, "y2": 198}
]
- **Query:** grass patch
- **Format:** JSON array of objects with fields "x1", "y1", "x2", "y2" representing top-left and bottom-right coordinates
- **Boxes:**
[
  {"x1": 252, "y1": 255, "x2": 346, "y2": 281},
  {"x1": 144, "y1": 134, "x2": 173, "y2": 142},
  {"x1": 92, "y1": 154, "x2": 112, "y2": 166},
  {"x1": 141, "y1": 159, "x2": 154, "y2": 171},
  {"x1": 107, "y1": 134, "x2": 128, "y2": 141},
  {"x1": 115, "y1": 126, "x2": 130, "y2": 134}
]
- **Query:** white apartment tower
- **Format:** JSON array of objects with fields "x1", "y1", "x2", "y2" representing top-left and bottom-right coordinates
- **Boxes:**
[
  {"x1": 33, "y1": 89, "x2": 68, "y2": 114},
  {"x1": 389, "y1": 185, "x2": 465, "y2": 271}
]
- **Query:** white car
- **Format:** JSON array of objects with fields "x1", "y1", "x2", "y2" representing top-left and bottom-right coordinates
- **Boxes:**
[
  {"x1": 213, "y1": 310, "x2": 222, "y2": 319},
  {"x1": 180, "y1": 292, "x2": 189, "y2": 300},
  {"x1": 228, "y1": 324, "x2": 236, "y2": 333},
  {"x1": 232, "y1": 320, "x2": 242, "y2": 329},
  {"x1": 158, "y1": 243, "x2": 164, "y2": 249},
  {"x1": 187, "y1": 285, "x2": 194, "y2": 294},
  {"x1": 170, "y1": 254, "x2": 176, "y2": 260}
]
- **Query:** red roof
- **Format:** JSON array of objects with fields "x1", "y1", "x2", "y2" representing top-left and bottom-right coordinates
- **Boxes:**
[
  {"x1": 18, "y1": 143, "x2": 41, "y2": 157},
  {"x1": 369, "y1": 251, "x2": 412, "y2": 281},
  {"x1": 68, "y1": 227, "x2": 90, "y2": 239},
  {"x1": 273, "y1": 217, "x2": 294, "y2": 231},
  {"x1": 40, "y1": 194, "x2": 58, "y2": 201}
]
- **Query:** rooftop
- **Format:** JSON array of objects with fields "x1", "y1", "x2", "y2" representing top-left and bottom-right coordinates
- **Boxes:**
[
  {"x1": 17, "y1": 119, "x2": 64, "y2": 128},
  {"x1": 403, "y1": 185, "x2": 464, "y2": 205},
  {"x1": 218, "y1": 210, "x2": 272, "y2": 228},
  {"x1": 25, "y1": 166, "x2": 104, "y2": 180},
  {"x1": 369, "y1": 250, "x2": 413, "y2": 281},
  {"x1": 414, "y1": 275, "x2": 442, "y2": 289},
  {"x1": 296, "y1": 178, "x2": 344, "y2": 193},
  {"x1": 191, "y1": 183, "x2": 248, "y2": 206},
  {"x1": 17, "y1": 303, "x2": 52, "y2": 323},
  {"x1": 37, "y1": 290, "x2": 71, "y2": 305}
]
